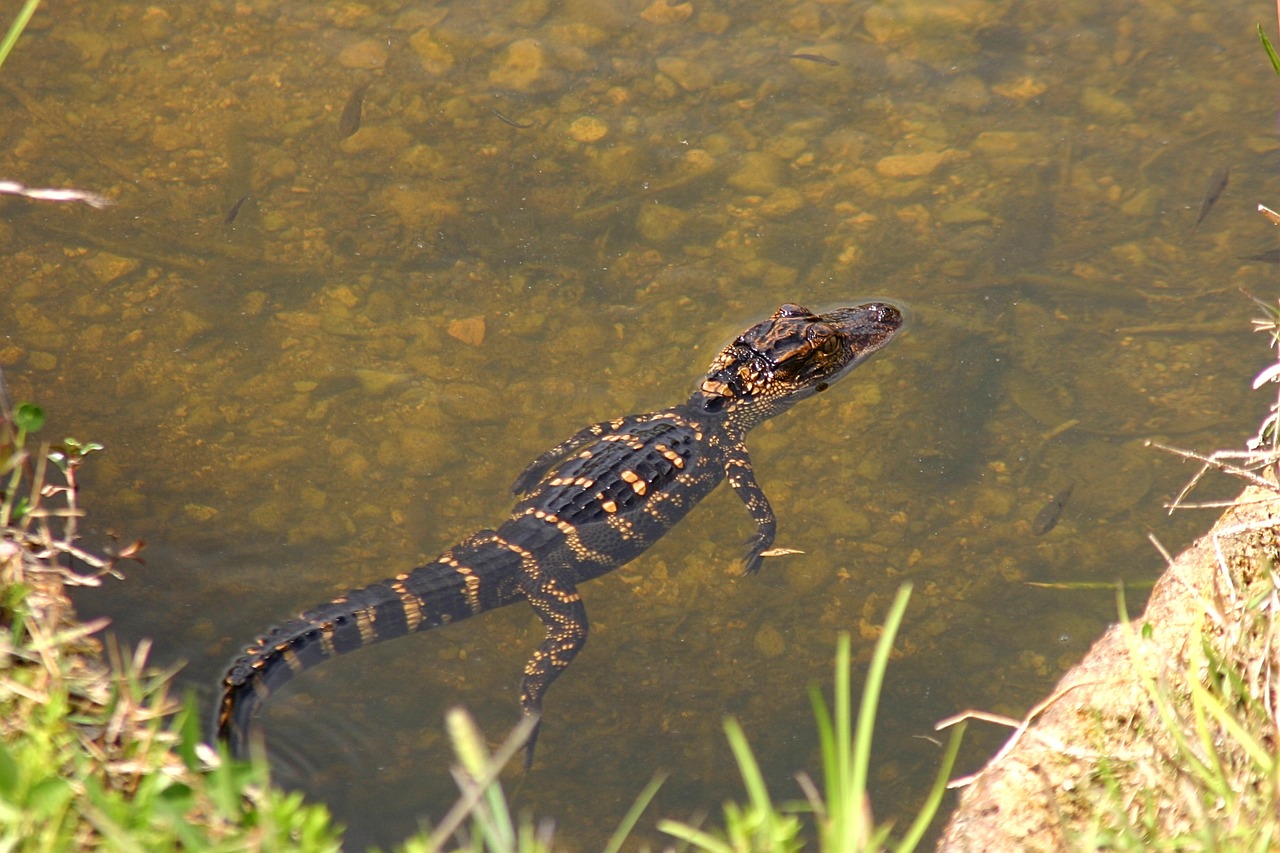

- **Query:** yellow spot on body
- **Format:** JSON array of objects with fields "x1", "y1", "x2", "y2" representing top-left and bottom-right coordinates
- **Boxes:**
[
  {"x1": 658, "y1": 446, "x2": 685, "y2": 468},
  {"x1": 456, "y1": 565, "x2": 483, "y2": 613},
  {"x1": 319, "y1": 625, "x2": 337, "y2": 657},
  {"x1": 393, "y1": 580, "x2": 423, "y2": 632},
  {"x1": 632, "y1": 479, "x2": 647, "y2": 495},
  {"x1": 501, "y1": 538, "x2": 534, "y2": 560},
  {"x1": 601, "y1": 498, "x2": 618, "y2": 513},
  {"x1": 620, "y1": 470, "x2": 638, "y2": 483},
  {"x1": 281, "y1": 646, "x2": 303, "y2": 673},
  {"x1": 356, "y1": 608, "x2": 377, "y2": 644}
]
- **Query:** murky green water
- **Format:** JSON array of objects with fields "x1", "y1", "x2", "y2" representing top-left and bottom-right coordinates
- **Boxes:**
[{"x1": 1, "y1": 0, "x2": 1274, "y2": 847}]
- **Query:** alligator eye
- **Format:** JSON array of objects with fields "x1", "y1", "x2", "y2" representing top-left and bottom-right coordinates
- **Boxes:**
[{"x1": 819, "y1": 335, "x2": 840, "y2": 355}]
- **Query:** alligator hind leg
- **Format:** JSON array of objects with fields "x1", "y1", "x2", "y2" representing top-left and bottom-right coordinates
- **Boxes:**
[{"x1": 517, "y1": 571, "x2": 588, "y2": 768}]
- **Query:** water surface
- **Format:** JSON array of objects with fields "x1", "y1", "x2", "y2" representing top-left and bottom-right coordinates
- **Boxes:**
[{"x1": 0, "y1": 0, "x2": 1272, "y2": 847}]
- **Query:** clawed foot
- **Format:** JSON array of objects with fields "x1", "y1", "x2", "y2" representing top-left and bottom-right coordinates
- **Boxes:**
[{"x1": 742, "y1": 538, "x2": 804, "y2": 574}]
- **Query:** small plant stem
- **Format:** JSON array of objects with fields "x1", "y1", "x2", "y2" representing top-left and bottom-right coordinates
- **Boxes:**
[{"x1": 0, "y1": 427, "x2": 28, "y2": 528}]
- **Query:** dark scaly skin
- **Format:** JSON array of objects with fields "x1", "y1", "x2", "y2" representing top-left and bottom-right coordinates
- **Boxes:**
[{"x1": 214, "y1": 301, "x2": 904, "y2": 765}]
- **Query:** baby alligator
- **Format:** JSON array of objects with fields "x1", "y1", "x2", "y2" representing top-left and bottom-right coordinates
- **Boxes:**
[{"x1": 215, "y1": 301, "x2": 904, "y2": 764}]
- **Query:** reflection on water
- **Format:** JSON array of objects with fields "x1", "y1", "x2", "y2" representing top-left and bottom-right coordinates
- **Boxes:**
[{"x1": 0, "y1": 0, "x2": 1271, "y2": 847}]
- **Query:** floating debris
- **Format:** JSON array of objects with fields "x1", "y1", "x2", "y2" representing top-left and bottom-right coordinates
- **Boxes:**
[
  {"x1": 0, "y1": 180, "x2": 111, "y2": 208},
  {"x1": 1025, "y1": 579, "x2": 1155, "y2": 590}
]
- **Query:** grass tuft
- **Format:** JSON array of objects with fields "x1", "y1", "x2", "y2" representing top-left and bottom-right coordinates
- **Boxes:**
[
  {"x1": 660, "y1": 585, "x2": 965, "y2": 853},
  {"x1": 0, "y1": 385, "x2": 344, "y2": 851},
  {"x1": 1075, "y1": 295, "x2": 1280, "y2": 849}
]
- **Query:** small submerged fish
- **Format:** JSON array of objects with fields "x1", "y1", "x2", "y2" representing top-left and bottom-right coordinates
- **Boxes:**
[
  {"x1": 1031, "y1": 482, "x2": 1074, "y2": 536},
  {"x1": 1240, "y1": 248, "x2": 1280, "y2": 264},
  {"x1": 339, "y1": 81, "x2": 372, "y2": 139},
  {"x1": 788, "y1": 52, "x2": 840, "y2": 66},
  {"x1": 491, "y1": 108, "x2": 533, "y2": 129},
  {"x1": 1193, "y1": 166, "x2": 1228, "y2": 228},
  {"x1": 224, "y1": 194, "x2": 250, "y2": 226}
]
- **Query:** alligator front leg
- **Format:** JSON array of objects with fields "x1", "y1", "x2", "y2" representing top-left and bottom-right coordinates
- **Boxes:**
[
  {"x1": 517, "y1": 570, "x2": 588, "y2": 767},
  {"x1": 724, "y1": 444, "x2": 799, "y2": 574}
]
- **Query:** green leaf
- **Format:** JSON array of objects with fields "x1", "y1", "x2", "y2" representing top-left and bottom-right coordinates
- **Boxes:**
[
  {"x1": 0, "y1": 742, "x2": 19, "y2": 797},
  {"x1": 174, "y1": 692, "x2": 203, "y2": 772},
  {"x1": 26, "y1": 776, "x2": 73, "y2": 818},
  {"x1": 13, "y1": 403, "x2": 43, "y2": 434},
  {"x1": 1260, "y1": 24, "x2": 1280, "y2": 75},
  {"x1": 9, "y1": 496, "x2": 30, "y2": 523},
  {"x1": 61, "y1": 437, "x2": 104, "y2": 457}
]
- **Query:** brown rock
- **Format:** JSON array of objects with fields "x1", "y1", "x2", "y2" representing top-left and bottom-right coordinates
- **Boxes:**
[
  {"x1": 874, "y1": 149, "x2": 968, "y2": 178},
  {"x1": 640, "y1": 0, "x2": 693, "y2": 24},
  {"x1": 447, "y1": 315, "x2": 486, "y2": 346},
  {"x1": 337, "y1": 39, "x2": 388, "y2": 70}
]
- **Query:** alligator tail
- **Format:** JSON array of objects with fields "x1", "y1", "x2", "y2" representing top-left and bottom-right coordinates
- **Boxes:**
[{"x1": 214, "y1": 533, "x2": 519, "y2": 758}]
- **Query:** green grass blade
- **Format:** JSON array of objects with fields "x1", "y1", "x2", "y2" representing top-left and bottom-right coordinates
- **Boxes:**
[
  {"x1": 0, "y1": 0, "x2": 40, "y2": 72},
  {"x1": 851, "y1": 585, "x2": 912, "y2": 803},
  {"x1": 893, "y1": 721, "x2": 965, "y2": 852},
  {"x1": 601, "y1": 772, "x2": 666, "y2": 853},
  {"x1": 657, "y1": 818, "x2": 735, "y2": 853},
  {"x1": 808, "y1": 682, "x2": 837, "y2": 824},
  {"x1": 724, "y1": 718, "x2": 771, "y2": 813},
  {"x1": 834, "y1": 631, "x2": 852, "y2": 802},
  {"x1": 1260, "y1": 24, "x2": 1280, "y2": 75},
  {"x1": 1189, "y1": 674, "x2": 1275, "y2": 774},
  {"x1": 428, "y1": 710, "x2": 537, "y2": 851},
  {"x1": 1188, "y1": 660, "x2": 1234, "y2": 808}
]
